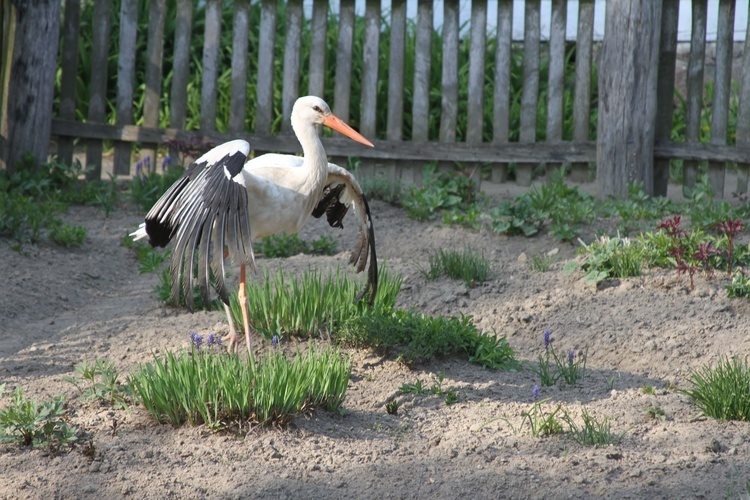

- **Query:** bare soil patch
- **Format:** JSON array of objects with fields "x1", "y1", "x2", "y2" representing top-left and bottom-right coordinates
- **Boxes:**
[{"x1": 1, "y1": 183, "x2": 750, "y2": 499}]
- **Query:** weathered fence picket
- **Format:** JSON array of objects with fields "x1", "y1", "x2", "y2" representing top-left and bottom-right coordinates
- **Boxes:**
[
  {"x1": 282, "y1": 0, "x2": 303, "y2": 134},
  {"x1": 58, "y1": 0, "x2": 80, "y2": 169},
  {"x1": 654, "y1": 0, "x2": 679, "y2": 197},
  {"x1": 142, "y1": 0, "x2": 167, "y2": 167},
  {"x1": 518, "y1": 0, "x2": 541, "y2": 186},
  {"x1": 570, "y1": 0, "x2": 594, "y2": 183},
  {"x1": 112, "y1": 0, "x2": 136, "y2": 176},
  {"x1": 684, "y1": 0, "x2": 707, "y2": 192},
  {"x1": 737, "y1": 10, "x2": 750, "y2": 194},
  {"x1": 255, "y1": 0, "x2": 276, "y2": 135},
  {"x1": 229, "y1": 0, "x2": 251, "y2": 135},
  {"x1": 308, "y1": 0, "x2": 329, "y2": 98},
  {"x1": 491, "y1": 0, "x2": 513, "y2": 183}
]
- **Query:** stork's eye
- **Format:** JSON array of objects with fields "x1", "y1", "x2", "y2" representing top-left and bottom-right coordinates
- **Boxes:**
[{"x1": 312, "y1": 105, "x2": 322, "y2": 113}]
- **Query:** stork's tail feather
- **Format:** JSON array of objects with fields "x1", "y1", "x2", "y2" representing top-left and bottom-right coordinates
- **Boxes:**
[{"x1": 130, "y1": 223, "x2": 148, "y2": 242}]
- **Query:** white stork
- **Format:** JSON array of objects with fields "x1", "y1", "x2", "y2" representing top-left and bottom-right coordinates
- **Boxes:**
[{"x1": 131, "y1": 95, "x2": 377, "y2": 353}]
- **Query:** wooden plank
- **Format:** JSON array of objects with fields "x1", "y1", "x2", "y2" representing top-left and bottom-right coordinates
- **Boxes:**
[
  {"x1": 200, "y1": 0, "x2": 221, "y2": 132},
  {"x1": 52, "y1": 118, "x2": 750, "y2": 166},
  {"x1": 570, "y1": 0, "x2": 594, "y2": 183},
  {"x1": 85, "y1": 0, "x2": 112, "y2": 179},
  {"x1": 255, "y1": 0, "x2": 277, "y2": 134},
  {"x1": 596, "y1": 0, "x2": 662, "y2": 198},
  {"x1": 58, "y1": 0, "x2": 81, "y2": 167},
  {"x1": 308, "y1": 0, "x2": 328, "y2": 97},
  {"x1": 412, "y1": 0, "x2": 432, "y2": 142},
  {"x1": 439, "y1": 0, "x2": 459, "y2": 144},
  {"x1": 653, "y1": 0, "x2": 679, "y2": 197},
  {"x1": 683, "y1": 0, "x2": 707, "y2": 192},
  {"x1": 491, "y1": 0, "x2": 513, "y2": 183},
  {"x1": 282, "y1": 0, "x2": 303, "y2": 134},
  {"x1": 229, "y1": 0, "x2": 251, "y2": 134},
  {"x1": 517, "y1": 0, "x2": 540, "y2": 186},
  {"x1": 385, "y1": 0, "x2": 406, "y2": 182},
  {"x1": 736, "y1": 5, "x2": 750, "y2": 193},
  {"x1": 52, "y1": 118, "x2": 601, "y2": 163},
  {"x1": 358, "y1": 0, "x2": 381, "y2": 178},
  {"x1": 546, "y1": 0, "x2": 566, "y2": 144},
  {"x1": 142, "y1": 0, "x2": 167, "y2": 168},
  {"x1": 708, "y1": 0, "x2": 735, "y2": 198},
  {"x1": 113, "y1": 0, "x2": 137, "y2": 176},
  {"x1": 0, "y1": 0, "x2": 15, "y2": 152},
  {"x1": 333, "y1": 0, "x2": 354, "y2": 122}
]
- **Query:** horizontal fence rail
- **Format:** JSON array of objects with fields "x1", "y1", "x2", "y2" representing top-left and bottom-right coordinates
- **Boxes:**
[{"x1": 42, "y1": 0, "x2": 750, "y2": 198}]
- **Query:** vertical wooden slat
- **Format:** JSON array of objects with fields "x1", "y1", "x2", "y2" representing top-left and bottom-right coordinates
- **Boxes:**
[
  {"x1": 735, "y1": 8, "x2": 750, "y2": 193},
  {"x1": 58, "y1": 0, "x2": 81, "y2": 168},
  {"x1": 229, "y1": 0, "x2": 251, "y2": 134},
  {"x1": 200, "y1": 0, "x2": 221, "y2": 133},
  {"x1": 492, "y1": 0, "x2": 513, "y2": 183},
  {"x1": 308, "y1": 0, "x2": 328, "y2": 98},
  {"x1": 439, "y1": 0, "x2": 459, "y2": 145},
  {"x1": 386, "y1": 0, "x2": 406, "y2": 182},
  {"x1": 142, "y1": 0, "x2": 166, "y2": 168},
  {"x1": 570, "y1": 0, "x2": 594, "y2": 183},
  {"x1": 0, "y1": 0, "x2": 15, "y2": 161},
  {"x1": 333, "y1": 0, "x2": 355, "y2": 122},
  {"x1": 86, "y1": 0, "x2": 112, "y2": 179},
  {"x1": 545, "y1": 0, "x2": 566, "y2": 176},
  {"x1": 282, "y1": 0, "x2": 303, "y2": 134},
  {"x1": 653, "y1": 0, "x2": 679, "y2": 197},
  {"x1": 708, "y1": 0, "x2": 735, "y2": 198},
  {"x1": 112, "y1": 0, "x2": 136, "y2": 176},
  {"x1": 466, "y1": 0, "x2": 487, "y2": 188},
  {"x1": 169, "y1": 0, "x2": 193, "y2": 133},
  {"x1": 358, "y1": 0, "x2": 380, "y2": 177},
  {"x1": 683, "y1": 0, "x2": 707, "y2": 192},
  {"x1": 412, "y1": 0, "x2": 432, "y2": 142},
  {"x1": 256, "y1": 0, "x2": 277, "y2": 134},
  {"x1": 517, "y1": 0, "x2": 541, "y2": 186}
]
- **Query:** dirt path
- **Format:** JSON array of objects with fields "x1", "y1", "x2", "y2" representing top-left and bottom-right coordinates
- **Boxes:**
[{"x1": 1, "y1": 191, "x2": 750, "y2": 499}]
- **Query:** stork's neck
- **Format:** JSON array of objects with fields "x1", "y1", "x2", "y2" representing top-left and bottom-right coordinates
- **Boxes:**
[{"x1": 292, "y1": 119, "x2": 329, "y2": 194}]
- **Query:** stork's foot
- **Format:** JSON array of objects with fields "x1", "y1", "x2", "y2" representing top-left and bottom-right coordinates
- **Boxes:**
[{"x1": 221, "y1": 331, "x2": 239, "y2": 353}]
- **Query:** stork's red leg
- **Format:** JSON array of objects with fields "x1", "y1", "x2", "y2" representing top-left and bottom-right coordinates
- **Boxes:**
[{"x1": 237, "y1": 263, "x2": 253, "y2": 354}]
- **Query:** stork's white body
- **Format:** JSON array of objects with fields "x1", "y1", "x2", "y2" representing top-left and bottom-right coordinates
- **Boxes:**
[{"x1": 131, "y1": 96, "x2": 377, "y2": 353}]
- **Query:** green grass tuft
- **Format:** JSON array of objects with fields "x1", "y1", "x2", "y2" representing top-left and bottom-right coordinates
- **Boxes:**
[
  {"x1": 423, "y1": 247, "x2": 490, "y2": 286},
  {"x1": 681, "y1": 356, "x2": 750, "y2": 421}
]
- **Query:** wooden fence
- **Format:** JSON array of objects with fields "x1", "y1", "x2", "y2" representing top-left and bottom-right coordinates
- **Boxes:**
[{"x1": 6, "y1": 0, "x2": 750, "y2": 198}]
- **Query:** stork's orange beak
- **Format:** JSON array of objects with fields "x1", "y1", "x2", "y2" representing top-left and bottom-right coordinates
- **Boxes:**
[{"x1": 322, "y1": 114, "x2": 374, "y2": 147}]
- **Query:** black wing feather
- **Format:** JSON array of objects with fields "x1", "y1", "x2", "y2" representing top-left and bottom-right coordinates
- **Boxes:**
[{"x1": 141, "y1": 141, "x2": 252, "y2": 310}]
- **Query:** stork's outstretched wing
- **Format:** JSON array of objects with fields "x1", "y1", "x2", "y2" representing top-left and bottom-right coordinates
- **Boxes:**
[
  {"x1": 131, "y1": 139, "x2": 254, "y2": 310},
  {"x1": 312, "y1": 164, "x2": 378, "y2": 305}
]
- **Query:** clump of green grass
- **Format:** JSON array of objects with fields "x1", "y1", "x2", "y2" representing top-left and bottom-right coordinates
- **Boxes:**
[
  {"x1": 128, "y1": 342, "x2": 351, "y2": 428},
  {"x1": 681, "y1": 356, "x2": 750, "y2": 421},
  {"x1": 562, "y1": 407, "x2": 625, "y2": 447},
  {"x1": 528, "y1": 252, "x2": 554, "y2": 272},
  {"x1": 397, "y1": 372, "x2": 459, "y2": 405},
  {"x1": 255, "y1": 232, "x2": 338, "y2": 258},
  {"x1": 0, "y1": 385, "x2": 78, "y2": 451},
  {"x1": 229, "y1": 265, "x2": 401, "y2": 340},
  {"x1": 521, "y1": 399, "x2": 565, "y2": 437},
  {"x1": 422, "y1": 247, "x2": 490, "y2": 286},
  {"x1": 533, "y1": 330, "x2": 587, "y2": 386},
  {"x1": 340, "y1": 309, "x2": 519, "y2": 370}
]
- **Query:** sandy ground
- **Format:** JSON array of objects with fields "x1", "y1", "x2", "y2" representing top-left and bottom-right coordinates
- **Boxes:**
[{"x1": 2, "y1": 182, "x2": 750, "y2": 499}]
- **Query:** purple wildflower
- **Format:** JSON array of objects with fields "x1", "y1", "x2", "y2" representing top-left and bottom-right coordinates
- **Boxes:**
[
  {"x1": 206, "y1": 333, "x2": 216, "y2": 348},
  {"x1": 544, "y1": 330, "x2": 551, "y2": 351},
  {"x1": 272, "y1": 335, "x2": 279, "y2": 348},
  {"x1": 533, "y1": 384, "x2": 540, "y2": 402},
  {"x1": 190, "y1": 332, "x2": 203, "y2": 349},
  {"x1": 161, "y1": 155, "x2": 172, "y2": 172},
  {"x1": 569, "y1": 349, "x2": 575, "y2": 363}
]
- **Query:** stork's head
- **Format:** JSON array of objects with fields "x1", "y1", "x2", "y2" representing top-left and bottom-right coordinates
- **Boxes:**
[{"x1": 292, "y1": 96, "x2": 374, "y2": 147}]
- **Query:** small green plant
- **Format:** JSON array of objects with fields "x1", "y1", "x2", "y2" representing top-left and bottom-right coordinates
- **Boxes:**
[
  {"x1": 403, "y1": 168, "x2": 476, "y2": 221},
  {"x1": 385, "y1": 399, "x2": 400, "y2": 415},
  {"x1": 726, "y1": 270, "x2": 750, "y2": 298},
  {"x1": 521, "y1": 399, "x2": 565, "y2": 437},
  {"x1": 641, "y1": 384, "x2": 656, "y2": 396},
  {"x1": 681, "y1": 356, "x2": 750, "y2": 421},
  {"x1": 255, "y1": 232, "x2": 338, "y2": 258},
  {"x1": 528, "y1": 252, "x2": 554, "y2": 272},
  {"x1": 64, "y1": 359, "x2": 131, "y2": 409},
  {"x1": 48, "y1": 221, "x2": 87, "y2": 248},
  {"x1": 564, "y1": 234, "x2": 646, "y2": 285},
  {"x1": 398, "y1": 379, "x2": 428, "y2": 396},
  {"x1": 532, "y1": 330, "x2": 587, "y2": 386},
  {"x1": 398, "y1": 372, "x2": 459, "y2": 405},
  {"x1": 0, "y1": 386, "x2": 78, "y2": 451},
  {"x1": 561, "y1": 407, "x2": 624, "y2": 447},
  {"x1": 422, "y1": 247, "x2": 490, "y2": 285},
  {"x1": 644, "y1": 404, "x2": 668, "y2": 421},
  {"x1": 129, "y1": 336, "x2": 351, "y2": 428}
]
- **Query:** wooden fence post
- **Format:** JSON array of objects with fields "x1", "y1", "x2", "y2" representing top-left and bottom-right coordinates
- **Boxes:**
[
  {"x1": 5, "y1": 0, "x2": 60, "y2": 173},
  {"x1": 596, "y1": 0, "x2": 662, "y2": 198}
]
